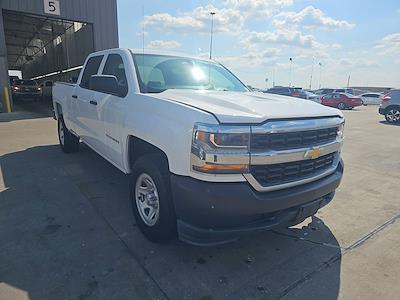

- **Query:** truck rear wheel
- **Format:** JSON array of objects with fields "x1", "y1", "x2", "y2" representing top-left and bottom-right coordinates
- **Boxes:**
[
  {"x1": 130, "y1": 154, "x2": 176, "y2": 243},
  {"x1": 58, "y1": 116, "x2": 79, "y2": 153}
]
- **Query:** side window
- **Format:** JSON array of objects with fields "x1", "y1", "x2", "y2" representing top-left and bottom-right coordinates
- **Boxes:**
[
  {"x1": 102, "y1": 54, "x2": 128, "y2": 97},
  {"x1": 80, "y1": 55, "x2": 103, "y2": 89}
]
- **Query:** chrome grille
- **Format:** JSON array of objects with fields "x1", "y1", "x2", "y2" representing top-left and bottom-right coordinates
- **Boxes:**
[
  {"x1": 250, "y1": 153, "x2": 336, "y2": 187},
  {"x1": 250, "y1": 127, "x2": 338, "y2": 151}
]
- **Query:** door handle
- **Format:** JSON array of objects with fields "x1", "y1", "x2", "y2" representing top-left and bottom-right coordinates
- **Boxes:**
[
  {"x1": 72, "y1": 95, "x2": 78, "y2": 99},
  {"x1": 89, "y1": 100, "x2": 98, "y2": 106}
]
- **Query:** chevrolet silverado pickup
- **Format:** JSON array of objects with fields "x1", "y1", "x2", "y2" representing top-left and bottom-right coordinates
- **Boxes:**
[{"x1": 53, "y1": 48, "x2": 345, "y2": 245}]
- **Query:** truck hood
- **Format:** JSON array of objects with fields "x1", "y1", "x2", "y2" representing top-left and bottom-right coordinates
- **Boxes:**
[{"x1": 156, "y1": 89, "x2": 343, "y2": 124}]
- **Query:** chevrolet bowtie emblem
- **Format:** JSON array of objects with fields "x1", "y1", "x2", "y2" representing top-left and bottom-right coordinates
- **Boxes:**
[{"x1": 305, "y1": 148, "x2": 322, "y2": 159}]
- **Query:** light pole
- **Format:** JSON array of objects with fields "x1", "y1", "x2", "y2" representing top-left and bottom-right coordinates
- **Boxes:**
[
  {"x1": 309, "y1": 57, "x2": 315, "y2": 90},
  {"x1": 289, "y1": 57, "x2": 293, "y2": 87},
  {"x1": 209, "y1": 12, "x2": 216, "y2": 59},
  {"x1": 318, "y1": 62, "x2": 322, "y2": 89}
]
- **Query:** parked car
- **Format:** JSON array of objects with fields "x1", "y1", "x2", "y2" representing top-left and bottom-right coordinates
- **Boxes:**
[
  {"x1": 40, "y1": 80, "x2": 54, "y2": 100},
  {"x1": 314, "y1": 88, "x2": 334, "y2": 96},
  {"x1": 53, "y1": 49, "x2": 345, "y2": 245},
  {"x1": 11, "y1": 79, "x2": 42, "y2": 101},
  {"x1": 302, "y1": 90, "x2": 320, "y2": 102},
  {"x1": 321, "y1": 93, "x2": 363, "y2": 109},
  {"x1": 379, "y1": 89, "x2": 400, "y2": 123},
  {"x1": 333, "y1": 88, "x2": 354, "y2": 95},
  {"x1": 359, "y1": 92, "x2": 382, "y2": 105},
  {"x1": 9, "y1": 75, "x2": 19, "y2": 85},
  {"x1": 265, "y1": 86, "x2": 305, "y2": 98},
  {"x1": 314, "y1": 88, "x2": 354, "y2": 96}
]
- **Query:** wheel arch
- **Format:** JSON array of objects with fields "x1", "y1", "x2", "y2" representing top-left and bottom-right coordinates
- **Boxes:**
[
  {"x1": 384, "y1": 104, "x2": 400, "y2": 113},
  {"x1": 54, "y1": 102, "x2": 63, "y2": 119},
  {"x1": 126, "y1": 136, "x2": 170, "y2": 174}
]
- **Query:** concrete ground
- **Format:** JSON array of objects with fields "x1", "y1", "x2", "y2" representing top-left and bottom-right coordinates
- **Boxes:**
[{"x1": 0, "y1": 105, "x2": 399, "y2": 300}]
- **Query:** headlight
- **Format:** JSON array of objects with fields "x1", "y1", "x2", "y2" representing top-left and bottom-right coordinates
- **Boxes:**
[
  {"x1": 337, "y1": 121, "x2": 345, "y2": 139},
  {"x1": 38, "y1": 87, "x2": 42, "y2": 91},
  {"x1": 191, "y1": 123, "x2": 250, "y2": 174}
]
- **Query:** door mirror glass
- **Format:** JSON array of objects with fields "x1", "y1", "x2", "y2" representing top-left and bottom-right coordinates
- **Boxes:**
[{"x1": 90, "y1": 75, "x2": 121, "y2": 96}]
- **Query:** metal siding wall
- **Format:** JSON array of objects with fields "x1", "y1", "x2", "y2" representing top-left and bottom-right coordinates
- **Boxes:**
[
  {"x1": 0, "y1": 0, "x2": 118, "y2": 112},
  {"x1": 0, "y1": 0, "x2": 118, "y2": 50}
]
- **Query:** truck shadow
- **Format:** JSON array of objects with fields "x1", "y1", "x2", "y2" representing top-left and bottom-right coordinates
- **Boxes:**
[{"x1": 0, "y1": 144, "x2": 341, "y2": 300}]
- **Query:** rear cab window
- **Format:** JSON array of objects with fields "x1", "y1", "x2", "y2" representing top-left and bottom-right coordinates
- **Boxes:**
[{"x1": 80, "y1": 55, "x2": 104, "y2": 89}]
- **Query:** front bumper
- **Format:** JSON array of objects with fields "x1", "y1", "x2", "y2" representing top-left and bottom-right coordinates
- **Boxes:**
[
  {"x1": 171, "y1": 159, "x2": 343, "y2": 246},
  {"x1": 379, "y1": 107, "x2": 385, "y2": 115}
]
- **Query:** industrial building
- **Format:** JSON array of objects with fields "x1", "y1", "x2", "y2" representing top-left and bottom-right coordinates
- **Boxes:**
[{"x1": 0, "y1": 0, "x2": 118, "y2": 112}]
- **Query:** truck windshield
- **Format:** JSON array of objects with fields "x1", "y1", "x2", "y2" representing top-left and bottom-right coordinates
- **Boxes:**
[
  {"x1": 132, "y1": 54, "x2": 248, "y2": 93},
  {"x1": 14, "y1": 80, "x2": 37, "y2": 86}
]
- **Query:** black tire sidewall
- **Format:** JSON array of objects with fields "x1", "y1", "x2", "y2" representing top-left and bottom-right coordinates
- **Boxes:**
[
  {"x1": 58, "y1": 117, "x2": 79, "y2": 153},
  {"x1": 130, "y1": 155, "x2": 176, "y2": 243}
]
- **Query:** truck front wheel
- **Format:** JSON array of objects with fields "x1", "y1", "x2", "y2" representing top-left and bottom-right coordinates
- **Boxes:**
[
  {"x1": 58, "y1": 116, "x2": 79, "y2": 153},
  {"x1": 130, "y1": 154, "x2": 176, "y2": 243}
]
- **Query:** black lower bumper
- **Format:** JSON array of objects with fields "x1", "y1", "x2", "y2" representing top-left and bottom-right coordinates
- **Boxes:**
[
  {"x1": 379, "y1": 107, "x2": 385, "y2": 115},
  {"x1": 170, "y1": 160, "x2": 343, "y2": 246}
]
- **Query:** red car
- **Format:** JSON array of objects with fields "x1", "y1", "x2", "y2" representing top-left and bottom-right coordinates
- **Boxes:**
[{"x1": 320, "y1": 93, "x2": 363, "y2": 110}]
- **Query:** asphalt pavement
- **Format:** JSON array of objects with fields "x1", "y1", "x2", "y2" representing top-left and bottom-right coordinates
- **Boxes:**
[{"x1": 0, "y1": 105, "x2": 399, "y2": 300}]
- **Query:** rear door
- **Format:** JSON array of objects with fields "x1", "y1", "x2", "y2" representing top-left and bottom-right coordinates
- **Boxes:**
[
  {"x1": 99, "y1": 53, "x2": 129, "y2": 168},
  {"x1": 74, "y1": 55, "x2": 106, "y2": 153}
]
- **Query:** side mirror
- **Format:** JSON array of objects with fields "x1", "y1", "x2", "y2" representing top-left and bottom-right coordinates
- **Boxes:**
[{"x1": 90, "y1": 75, "x2": 123, "y2": 97}]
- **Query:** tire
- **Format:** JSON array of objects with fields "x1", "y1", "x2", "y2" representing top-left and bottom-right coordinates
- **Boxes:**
[
  {"x1": 58, "y1": 116, "x2": 79, "y2": 153},
  {"x1": 385, "y1": 107, "x2": 400, "y2": 123},
  {"x1": 337, "y1": 102, "x2": 346, "y2": 110},
  {"x1": 130, "y1": 154, "x2": 176, "y2": 243}
]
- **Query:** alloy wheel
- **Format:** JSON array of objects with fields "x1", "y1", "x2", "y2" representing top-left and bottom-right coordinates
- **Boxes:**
[{"x1": 386, "y1": 109, "x2": 400, "y2": 123}]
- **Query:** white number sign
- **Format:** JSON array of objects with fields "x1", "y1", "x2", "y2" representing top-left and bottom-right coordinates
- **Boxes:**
[{"x1": 44, "y1": 0, "x2": 60, "y2": 16}]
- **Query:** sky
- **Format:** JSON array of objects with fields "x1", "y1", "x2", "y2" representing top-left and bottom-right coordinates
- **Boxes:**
[{"x1": 117, "y1": 0, "x2": 400, "y2": 89}]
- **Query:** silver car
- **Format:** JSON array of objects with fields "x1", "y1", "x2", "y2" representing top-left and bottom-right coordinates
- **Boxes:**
[
  {"x1": 360, "y1": 92, "x2": 382, "y2": 105},
  {"x1": 379, "y1": 89, "x2": 400, "y2": 123}
]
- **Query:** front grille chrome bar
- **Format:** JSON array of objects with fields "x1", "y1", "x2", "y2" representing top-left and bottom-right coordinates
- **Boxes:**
[
  {"x1": 244, "y1": 153, "x2": 341, "y2": 192},
  {"x1": 251, "y1": 117, "x2": 344, "y2": 134},
  {"x1": 250, "y1": 139, "x2": 342, "y2": 165}
]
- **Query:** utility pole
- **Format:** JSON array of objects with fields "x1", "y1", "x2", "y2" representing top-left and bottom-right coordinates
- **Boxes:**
[
  {"x1": 289, "y1": 57, "x2": 293, "y2": 87},
  {"x1": 209, "y1": 12, "x2": 216, "y2": 59},
  {"x1": 318, "y1": 62, "x2": 322, "y2": 89},
  {"x1": 309, "y1": 57, "x2": 315, "y2": 90},
  {"x1": 347, "y1": 75, "x2": 351, "y2": 88},
  {"x1": 272, "y1": 68, "x2": 275, "y2": 87}
]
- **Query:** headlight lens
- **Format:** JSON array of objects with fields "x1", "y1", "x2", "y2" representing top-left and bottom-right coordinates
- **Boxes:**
[
  {"x1": 191, "y1": 123, "x2": 250, "y2": 174},
  {"x1": 337, "y1": 122, "x2": 345, "y2": 139}
]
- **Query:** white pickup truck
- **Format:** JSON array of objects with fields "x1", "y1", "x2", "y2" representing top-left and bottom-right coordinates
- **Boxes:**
[{"x1": 53, "y1": 48, "x2": 344, "y2": 245}]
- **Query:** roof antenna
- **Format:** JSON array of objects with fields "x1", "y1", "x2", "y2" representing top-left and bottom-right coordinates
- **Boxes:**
[
  {"x1": 142, "y1": 5, "x2": 145, "y2": 56},
  {"x1": 142, "y1": 5, "x2": 146, "y2": 92}
]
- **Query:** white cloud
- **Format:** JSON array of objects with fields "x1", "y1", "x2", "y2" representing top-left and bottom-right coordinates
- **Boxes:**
[
  {"x1": 339, "y1": 58, "x2": 378, "y2": 68},
  {"x1": 147, "y1": 40, "x2": 181, "y2": 49},
  {"x1": 143, "y1": 13, "x2": 204, "y2": 33},
  {"x1": 143, "y1": 4, "x2": 245, "y2": 34},
  {"x1": 375, "y1": 32, "x2": 400, "y2": 54},
  {"x1": 273, "y1": 6, "x2": 355, "y2": 30},
  {"x1": 217, "y1": 48, "x2": 279, "y2": 66},
  {"x1": 143, "y1": 1, "x2": 295, "y2": 35},
  {"x1": 223, "y1": 0, "x2": 293, "y2": 18},
  {"x1": 242, "y1": 29, "x2": 320, "y2": 49}
]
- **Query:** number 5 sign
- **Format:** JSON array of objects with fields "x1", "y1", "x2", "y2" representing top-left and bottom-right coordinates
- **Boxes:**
[{"x1": 44, "y1": 0, "x2": 60, "y2": 16}]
